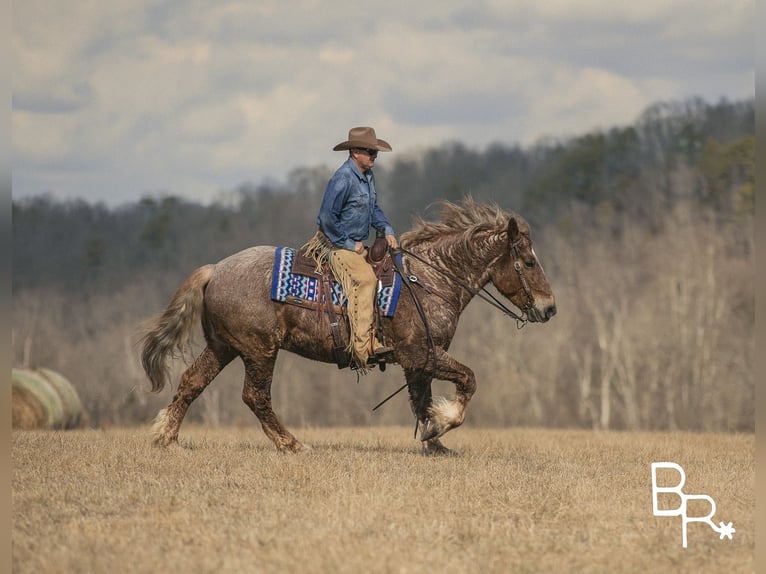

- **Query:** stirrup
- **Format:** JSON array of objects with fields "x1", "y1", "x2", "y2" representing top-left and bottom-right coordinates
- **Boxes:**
[{"x1": 372, "y1": 345, "x2": 394, "y2": 357}]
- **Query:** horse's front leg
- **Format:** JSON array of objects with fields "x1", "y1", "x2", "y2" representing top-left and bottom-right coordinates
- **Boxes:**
[
  {"x1": 418, "y1": 348, "x2": 477, "y2": 443},
  {"x1": 405, "y1": 370, "x2": 455, "y2": 455}
]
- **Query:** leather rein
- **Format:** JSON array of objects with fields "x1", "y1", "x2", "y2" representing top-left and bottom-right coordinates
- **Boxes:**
[
  {"x1": 371, "y1": 239, "x2": 534, "y2": 415},
  {"x1": 393, "y1": 237, "x2": 534, "y2": 328}
]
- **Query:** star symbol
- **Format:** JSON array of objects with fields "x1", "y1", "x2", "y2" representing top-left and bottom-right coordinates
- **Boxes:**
[{"x1": 718, "y1": 521, "x2": 735, "y2": 540}]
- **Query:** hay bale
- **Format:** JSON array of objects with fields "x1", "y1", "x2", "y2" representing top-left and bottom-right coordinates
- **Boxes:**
[
  {"x1": 12, "y1": 368, "x2": 65, "y2": 428},
  {"x1": 38, "y1": 368, "x2": 87, "y2": 428},
  {"x1": 11, "y1": 368, "x2": 88, "y2": 430},
  {"x1": 11, "y1": 383, "x2": 48, "y2": 429}
]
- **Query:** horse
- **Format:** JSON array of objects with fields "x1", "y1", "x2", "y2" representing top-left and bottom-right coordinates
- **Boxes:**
[{"x1": 140, "y1": 198, "x2": 556, "y2": 455}]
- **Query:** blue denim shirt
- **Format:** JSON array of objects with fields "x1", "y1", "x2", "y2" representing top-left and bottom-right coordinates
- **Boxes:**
[{"x1": 316, "y1": 158, "x2": 395, "y2": 250}]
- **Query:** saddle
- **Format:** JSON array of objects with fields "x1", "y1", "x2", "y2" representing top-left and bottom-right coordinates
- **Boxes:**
[
  {"x1": 284, "y1": 235, "x2": 396, "y2": 311},
  {"x1": 274, "y1": 234, "x2": 398, "y2": 369}
]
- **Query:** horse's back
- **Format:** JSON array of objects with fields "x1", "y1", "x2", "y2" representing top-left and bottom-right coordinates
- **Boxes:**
[
  {"x1": 213, "y1": 245, "x2": 277, "y2": 282},
  {"x1": 204, "y1": 245, "x2": 279, "y2": 329}
]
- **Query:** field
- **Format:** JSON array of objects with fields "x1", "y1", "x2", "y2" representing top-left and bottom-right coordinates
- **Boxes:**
[{"x1": 12, "y1": 426, "x2": 753, "y2": 573}]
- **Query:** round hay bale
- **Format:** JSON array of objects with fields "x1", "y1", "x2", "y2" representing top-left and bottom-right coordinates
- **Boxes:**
[
  {"x1": 37, "y1": 368, "x2": 87, "y2": 428},
  {"x1": 11, "y1": 368, "x2": 88, "y2": 430},
  {"x1": 11, "y1": 383, "x2": 48, "y2": 429},
  {"x1": 12, "y1": 368, "x2": 65, "y2": 428}
]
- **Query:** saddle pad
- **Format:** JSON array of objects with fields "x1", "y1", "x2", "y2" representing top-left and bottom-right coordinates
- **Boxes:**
[{"x1": 270, "y1": 246, "x2": 402, "y2": 317}]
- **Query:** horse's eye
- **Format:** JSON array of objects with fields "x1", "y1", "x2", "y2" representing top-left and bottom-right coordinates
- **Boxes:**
[{"x1": 524, "y1": 259, "x2": 535, "y2": 269}]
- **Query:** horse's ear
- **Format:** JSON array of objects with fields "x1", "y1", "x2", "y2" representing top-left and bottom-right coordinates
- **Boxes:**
[{"x1": 508, "y1": 217, "x2": 520, "y2": 242}]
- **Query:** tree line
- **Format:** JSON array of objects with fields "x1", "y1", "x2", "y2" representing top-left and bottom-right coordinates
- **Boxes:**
[{"x1": 12, "y1": 96, "x2": 754, "y2": 431}]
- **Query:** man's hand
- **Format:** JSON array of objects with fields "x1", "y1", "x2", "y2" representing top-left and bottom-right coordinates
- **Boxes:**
[
  {"x1": 354, "y1": 241, "x2": 365, "y2": 254},
  {"x1": 386, "y1": 234, "x2": 399, "y2": 249}
]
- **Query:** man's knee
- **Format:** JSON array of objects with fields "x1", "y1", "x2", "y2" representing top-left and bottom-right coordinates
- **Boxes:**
[{"x1": 358, "y1": 272, "x2": 377, "y2": 288}]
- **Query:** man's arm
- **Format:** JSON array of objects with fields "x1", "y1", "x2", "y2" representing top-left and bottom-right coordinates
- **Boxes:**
[{"x1": 317, "y1": 176, "x2": 356, "y2": 251}]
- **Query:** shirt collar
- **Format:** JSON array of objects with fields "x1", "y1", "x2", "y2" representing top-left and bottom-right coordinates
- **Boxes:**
[{"x1": 346, "y1": 157, "x2": 371, "y2": 181}]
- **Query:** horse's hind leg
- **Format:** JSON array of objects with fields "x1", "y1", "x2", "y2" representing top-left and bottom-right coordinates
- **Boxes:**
[
  {"x1": 242, "y1": 355, "x2": 304, "y2": 453},
  {"x1": 152, "y1": 344, "x2": 235, "y2": 446}
]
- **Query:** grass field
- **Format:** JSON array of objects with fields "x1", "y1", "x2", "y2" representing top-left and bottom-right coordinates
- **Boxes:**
[{"x1": 12, "y1": 426, "x2": 753, "y2": 573}]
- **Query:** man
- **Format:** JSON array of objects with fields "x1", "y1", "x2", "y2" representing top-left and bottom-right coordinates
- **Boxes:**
[{"x1": 304, "y1": 126, "x2": 399, "y2": 371}]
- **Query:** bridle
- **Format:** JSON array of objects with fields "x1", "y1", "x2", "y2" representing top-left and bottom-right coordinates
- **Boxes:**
[{"x1": 508, "y1": 234, "x2": 536, "y2": 321}]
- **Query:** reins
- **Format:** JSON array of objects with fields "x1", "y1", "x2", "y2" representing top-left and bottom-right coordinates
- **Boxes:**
[
  {"x1": 394, "y1": 246, "x2": 530, "y2": 328},
  {"x1": 372, "y1": 251, "x2": 437, "y2": 415},
  {"x1": 371, "y1": 243, "x2": 533, "y2": 418}
]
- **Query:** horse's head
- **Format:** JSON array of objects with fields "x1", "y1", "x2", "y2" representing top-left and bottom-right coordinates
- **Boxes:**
[{"x1": 488, "y1": 216, "x2": 556, "y2": 323}]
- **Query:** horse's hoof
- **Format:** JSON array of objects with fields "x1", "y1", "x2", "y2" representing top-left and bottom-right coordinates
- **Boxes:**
[
  {"x1": 419, "y1": 418, "x2": 442, "y2": 442},
  {"x1": 422, "y1": 439, "x2": 460, "y2": 457},
  {"x1": 278, "y1": 440, "x2": 310, "y2": 453},
  {"x1": 150, "y1": 426, "x2": 177, "y2": 447},
  {"x1": 420, "y1": 396, "x2": 461, "y2": 442},
  {"x1": 149, "y1": 408, "x2": 180, "y2": 447},
  {"x1": 152, "y1": 435, "x2": 179, "y2": 448}
]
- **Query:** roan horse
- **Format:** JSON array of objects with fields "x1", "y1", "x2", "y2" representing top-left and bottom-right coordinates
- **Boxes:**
[{"x1": 141, "y1": 198, "x2": 556, "y2": 455}]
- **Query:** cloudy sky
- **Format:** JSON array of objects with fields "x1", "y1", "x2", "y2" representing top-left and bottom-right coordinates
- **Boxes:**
[{"x1": 12, "y1": 0, "x2": 754, "y2": 206}]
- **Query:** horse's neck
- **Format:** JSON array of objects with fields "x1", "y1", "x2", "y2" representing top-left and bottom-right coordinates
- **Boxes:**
[{"x1": 417, "y1": 236, "x2": 500, "y2": 308}]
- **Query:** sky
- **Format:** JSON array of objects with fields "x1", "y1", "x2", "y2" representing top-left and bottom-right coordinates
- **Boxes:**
[{"x1": 12, "y1": 0, "x2": 754, "y2": 206}]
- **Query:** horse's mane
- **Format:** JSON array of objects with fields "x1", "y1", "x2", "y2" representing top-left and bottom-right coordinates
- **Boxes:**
[{"x1": 400, "y1": 197, "x2": 529, "y2": 250}]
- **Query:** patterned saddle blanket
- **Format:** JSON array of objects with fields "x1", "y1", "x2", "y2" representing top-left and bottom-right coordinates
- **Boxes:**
[{"x1": 270, "y1": 246, "x2": 403, "y2": 317}]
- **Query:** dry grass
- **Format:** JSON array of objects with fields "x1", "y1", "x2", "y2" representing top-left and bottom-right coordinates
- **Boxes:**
[{"x1": 12, "y1": 426, "x2": 753, "y2": 573}]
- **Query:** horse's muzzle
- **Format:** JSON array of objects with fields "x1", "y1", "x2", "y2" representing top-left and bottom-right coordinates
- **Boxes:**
[{"x1": 528, "y1": 303, "x2": 557, "y2": 323}]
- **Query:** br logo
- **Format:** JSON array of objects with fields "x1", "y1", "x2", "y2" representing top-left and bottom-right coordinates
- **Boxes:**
[{"x1": 651, "y1": 462, "x2": 735, "y2": 548}]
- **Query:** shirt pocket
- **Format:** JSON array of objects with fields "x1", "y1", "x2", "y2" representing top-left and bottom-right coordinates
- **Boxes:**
[{"x1": 347, "y1": 186, "x2": 369, "y2": 209}]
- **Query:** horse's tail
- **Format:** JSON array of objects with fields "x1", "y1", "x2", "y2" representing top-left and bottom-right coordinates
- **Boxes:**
[{"x1": 140, "y1": 264, "x2": 216, "y2": 393}]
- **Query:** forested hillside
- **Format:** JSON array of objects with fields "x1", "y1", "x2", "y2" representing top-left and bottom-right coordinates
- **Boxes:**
[{"x1": 12, "y1": 97, "x2": 754, "y2": 431}]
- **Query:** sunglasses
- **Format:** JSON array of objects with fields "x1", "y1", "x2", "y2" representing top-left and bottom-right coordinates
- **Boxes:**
[{"x1": 355, "y1": 148, "x2": 378, "y2": 158}]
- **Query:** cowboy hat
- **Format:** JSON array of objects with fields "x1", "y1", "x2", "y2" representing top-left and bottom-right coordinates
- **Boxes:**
[{"x1": 332, "y1": 126, "x2": 392, "y2": 152}]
